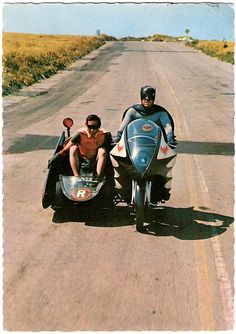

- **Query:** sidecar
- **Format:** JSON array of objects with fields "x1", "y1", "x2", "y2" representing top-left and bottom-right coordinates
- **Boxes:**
[{"x1": 42, "y1": 118, "x2": 114, "y2": 211}]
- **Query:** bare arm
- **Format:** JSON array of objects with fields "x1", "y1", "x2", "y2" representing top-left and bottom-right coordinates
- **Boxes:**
[
  {"x1": 58, "y1": 139, "x2": 75, "y2": 156},
  {"x1": 58, "y1": 131, "x2": 80, "y2": 156}
]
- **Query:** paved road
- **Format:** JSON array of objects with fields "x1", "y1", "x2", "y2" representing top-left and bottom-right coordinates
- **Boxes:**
[{"x1": 3, "y1": 41, "x2": 234, "y2": 331}]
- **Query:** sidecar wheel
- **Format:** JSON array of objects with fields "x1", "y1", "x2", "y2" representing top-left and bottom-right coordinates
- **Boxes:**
[
  {"x1": 53, "y1": 181, "x2": 67, "y2": 208},
  {"x1": 134, "y1": 184, "x2": 146, "y2": 233}
]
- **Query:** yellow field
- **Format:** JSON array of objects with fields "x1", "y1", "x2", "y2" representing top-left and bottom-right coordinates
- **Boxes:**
[
  {"x1": 188, "y1": 40, "x2": 234, "y2": 64},
  {"x1": 196, "y1": 40, "x2": 234, "y2": 52},
  {"x1": 2, "y1": 32, "x2": 106, "y2": 95}
]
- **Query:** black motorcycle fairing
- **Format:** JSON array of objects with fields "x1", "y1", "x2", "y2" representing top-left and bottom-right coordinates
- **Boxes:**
[{"x1": 125, "y1": 119, "x2": 161, "y2": 178}]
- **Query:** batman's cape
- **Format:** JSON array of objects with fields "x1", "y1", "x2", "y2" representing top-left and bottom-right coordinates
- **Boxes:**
[{"x1": 122, "y1": 104, "x2": 174, "y2": 130}]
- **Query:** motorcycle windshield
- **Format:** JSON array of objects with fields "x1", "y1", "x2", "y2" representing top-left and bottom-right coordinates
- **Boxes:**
[{"x1": 126, "y1": 119, "x2": 161, "y2": 177}]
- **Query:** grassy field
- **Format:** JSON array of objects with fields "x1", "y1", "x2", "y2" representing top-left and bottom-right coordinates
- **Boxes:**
[
  {"x1": 2, "y1": 33, "x2": 234, "y2": 96},
  {"x1": 2, "y1": 32, "x2": 108, "y2": 95},
  {"x1": 187, "y1": 39, "x2": 234, "y2": 64}
]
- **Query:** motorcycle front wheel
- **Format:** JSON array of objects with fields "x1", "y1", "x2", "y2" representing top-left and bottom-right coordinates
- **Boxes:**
[{"x1": 134, "y1": 184, "x2": 146, "y2": 232}]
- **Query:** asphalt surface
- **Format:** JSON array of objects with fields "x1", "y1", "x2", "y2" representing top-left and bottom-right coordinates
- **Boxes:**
[{"x1": 2, "y1": 41, "x2": 234, "y2": 331}]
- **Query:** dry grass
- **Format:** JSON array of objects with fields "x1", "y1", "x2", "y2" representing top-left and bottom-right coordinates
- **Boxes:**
[
  {"x1": 187, "y1": 40, "x2": 234, "y2": 64},
  {"x1": 2, "y1": 32, "x2": 105, "y2": 95}
]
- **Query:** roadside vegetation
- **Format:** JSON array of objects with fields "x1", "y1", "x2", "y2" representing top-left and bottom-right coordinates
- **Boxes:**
[
  {"x1": 119, "y1": 33, "x2": 179, "y2": 42},
  {"x1": 146, "y1": 34, "x2": 234, "y2": 64},
  {"x1": 125, "y1": 32, "x2": 234, "y2": 64},
  {"x1": 186, "y1": 39, "x2": 234, "y2": 64},
  {"x1": 148, "y1": 34, "x2": 179, "y2": 42},
  {"x1": 2, "y1": 32, "x2": 115, "y2": 96},
  {"x1": 2, "y1": 32, "x2": 234, "y2": 96}
]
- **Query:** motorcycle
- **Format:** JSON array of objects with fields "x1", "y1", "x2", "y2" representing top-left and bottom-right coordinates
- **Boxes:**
[
  {"x1": 42, "y1": 117, "x2": 177, "y2": 233},
  {"x1": 42, "y1": 118, "x2": 114, "y2": 211},
  {"x1": 110, "y1": 119, "x2": 177, "y2": 232}
]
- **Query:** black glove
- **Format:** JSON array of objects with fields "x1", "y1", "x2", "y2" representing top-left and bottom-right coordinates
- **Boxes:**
[
  {"x1": 113, "y1": 131, "x2": 122, "y2": 144},
  {"x1": 48, "y1": 152, "x2": 63, "y2": 168},
  {"x1": 166, "y1": 132, "x2": 177, "y2": 149}
]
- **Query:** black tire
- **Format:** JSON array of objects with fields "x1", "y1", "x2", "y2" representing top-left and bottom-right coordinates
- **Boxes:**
[
  {"x1": 42, "y1": 167, "x2": 59, "y2": 209},
  {"x1": 134, "y1": 184, "x2": 146, "y2": 233},
  {"x1": 52, "y1": 181, "x2": 67, "y2": 209}
]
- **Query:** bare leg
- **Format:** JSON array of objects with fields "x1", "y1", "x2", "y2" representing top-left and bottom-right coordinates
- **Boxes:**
[
  {"x1": 96, "y1": 148, "x2": 107, "y2": 176},
  {"x1": 69, "y1": 146, "x2": 80, "y2": 176}
]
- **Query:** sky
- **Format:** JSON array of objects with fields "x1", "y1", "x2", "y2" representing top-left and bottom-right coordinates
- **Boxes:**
[{"x1": 1, "y1": 1, "x2": 235, "y2": 41}]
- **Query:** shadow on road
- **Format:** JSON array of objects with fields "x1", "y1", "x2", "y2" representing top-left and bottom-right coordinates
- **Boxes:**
[
  {"x1": 52, "y1": 205, "x2": 233, "y2": 240},
  {"x1": 123, "y1": 49, "x2": 196, "y2": 54},
  {"x1": 5, "y1": 134, "x2": 58, "y2": 153},
  {"x1": 144, "y1": 206, "x2": 234, "y2": 239},
  {"x1": 52, "y1": 205, "x2": 135, "y2": 227},
  {"x1": 176, "y1": 141, "x2": 234, "y2": 156},
  {"x1": 4, "y1": 134, "x2": 235, "y2": 156}
]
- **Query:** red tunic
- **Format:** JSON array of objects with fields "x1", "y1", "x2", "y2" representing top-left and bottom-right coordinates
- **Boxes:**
[{"x1": 71, "y1": 127, "x2": 106, "y2": 160}]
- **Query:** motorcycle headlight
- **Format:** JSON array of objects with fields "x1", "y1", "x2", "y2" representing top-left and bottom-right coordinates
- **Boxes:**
[
  {"x1": 130, "y1": 148, "x2": 154, "y2": 176},
  {"x1": 136, "y1": 150, "x2": 150, "y2": 166}
]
